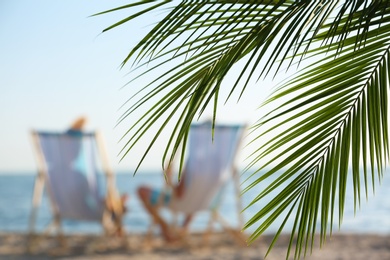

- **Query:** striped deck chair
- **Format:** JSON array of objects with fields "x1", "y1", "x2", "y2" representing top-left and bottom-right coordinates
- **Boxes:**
[
  {"x1": 28, "y1": 130, "x2": 125, "y2": 242},
  {"x1": 150, "y1": 121, "x2": 246, "y2": 245}
]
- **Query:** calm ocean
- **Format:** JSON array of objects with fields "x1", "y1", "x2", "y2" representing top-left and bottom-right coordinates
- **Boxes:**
[{"x1": 0, "y1": 171, "x2": 389, "y2": 235}]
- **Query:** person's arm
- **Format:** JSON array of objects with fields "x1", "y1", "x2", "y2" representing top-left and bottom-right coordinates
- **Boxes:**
[
  {"x1": 165, "y1": 163, "x2": 186, "y2": 198},
  {"x1": 174, "y1": 170, "x2": 186, "y2": 198},
  {"x1": 164, "y1": 164, "x2": 173, "y2": 187}
]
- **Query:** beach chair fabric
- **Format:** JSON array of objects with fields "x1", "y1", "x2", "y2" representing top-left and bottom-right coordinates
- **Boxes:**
[
  {"x1": 29, "y1": 130, "x2": 121, "y2": 236},
  {"x1": 146, "y1": 121, "x2": 246, "y2": 245},
  {"x1": 170, "y1": 122, "x2": 245, "y2": 215},
  {"x1": 36, "y1": 132, "x2": 104, "y2": 221}
]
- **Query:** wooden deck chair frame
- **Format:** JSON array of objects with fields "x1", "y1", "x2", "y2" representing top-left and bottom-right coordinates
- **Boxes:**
[
  {"x1": 147, "y1": 123, "x2": 247, "y2": 246},
  {"x1": 202, "y1": 165, "x2": 246, "y2": 246},
  {"x1": 28, "y1": 130, "x2": 125, "y2": 245}
]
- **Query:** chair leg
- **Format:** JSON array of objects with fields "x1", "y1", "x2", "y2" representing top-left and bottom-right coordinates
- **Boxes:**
[
  {"x1": 203, "y1": 212, "x2": 215, "y2": 246},
  {"x1": 52, "y1": 215, "x2": 67, "y2": 247},
  {"x1": 26, "y1": 232, "x2": 39, "y2": 253},
  {"x1": 27, "y1": 175, "x2": 45, "y2": 252},
  {"x1": 214, "y1": 211, "x2": 247, "y2": 246},
  {"x1": 102, "y1": 210, "x2": 111, "y2": 235}
]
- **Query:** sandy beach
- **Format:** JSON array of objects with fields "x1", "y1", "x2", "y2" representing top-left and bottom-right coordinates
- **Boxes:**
[{"x1": 0, "y1": 231, "x2": 389, "y2": 260}]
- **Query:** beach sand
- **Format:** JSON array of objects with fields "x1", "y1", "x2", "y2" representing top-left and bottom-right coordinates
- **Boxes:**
[{"x1": 0, "y1": 231, "x2": 389, "y2": 259}]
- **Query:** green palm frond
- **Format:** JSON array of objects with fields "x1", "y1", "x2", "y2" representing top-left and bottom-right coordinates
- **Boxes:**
[
  {"x1": 245, "y1": 9, "x2": 390, "y2": 259},
  {"x1": 96, "y1": 1, "x2": 390, "y2": 259},
  {"x1": 98, "y1": 0, "x2": 344, "y2": 171}
]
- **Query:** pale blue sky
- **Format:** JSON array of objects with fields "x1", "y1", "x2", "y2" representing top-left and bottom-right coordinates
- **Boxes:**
[{"x1": 0, "y1": 1, "x2": 274, "y2": 173}]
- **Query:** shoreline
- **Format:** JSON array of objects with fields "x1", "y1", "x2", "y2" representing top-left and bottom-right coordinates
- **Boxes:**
[{"x1": 0, "y1": 232, "x2": 389, "y2": 259}]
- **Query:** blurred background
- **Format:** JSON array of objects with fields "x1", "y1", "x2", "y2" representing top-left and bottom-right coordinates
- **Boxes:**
[
  {"x1": 0, "y1": 0, "x2": 263, "y2": 173},
  {"x1": 0, "y1": 1, "x2": 389, "y2": 238}
]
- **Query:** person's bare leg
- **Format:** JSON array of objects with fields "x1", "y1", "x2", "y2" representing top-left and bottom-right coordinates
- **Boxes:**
[
  {"x1": 137, "y1": 186, "x2": 176, "y2": 242},
  {"x1": 178, "y1": 214, "x2": 193, "y2": 238},
  {"x1": 182, "y1": 214, "x2": 193, "y2": 229}
]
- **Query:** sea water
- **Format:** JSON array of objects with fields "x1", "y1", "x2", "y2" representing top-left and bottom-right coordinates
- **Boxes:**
[{"x1": 0, "y1": 171, "x2": 389, "y2": 235}]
